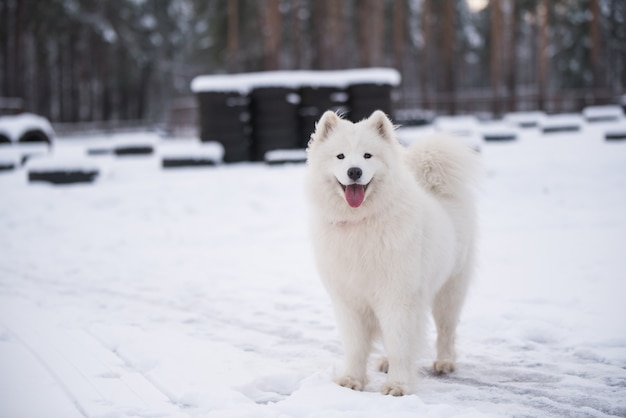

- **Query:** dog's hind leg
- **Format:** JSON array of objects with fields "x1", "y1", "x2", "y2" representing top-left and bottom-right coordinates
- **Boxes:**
[{"x1": 432, "y1": 271, "x2": 471, "y2": 374}]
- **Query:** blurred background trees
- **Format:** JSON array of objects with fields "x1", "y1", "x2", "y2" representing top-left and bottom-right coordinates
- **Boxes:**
[{"x1": 1, "y1": 0, "x2": 624, "y2": 124}]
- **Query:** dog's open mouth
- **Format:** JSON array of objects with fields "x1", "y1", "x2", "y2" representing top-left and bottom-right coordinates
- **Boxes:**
[{"x1": 338, "y1": 181, "x2": 370, "y2": 208}]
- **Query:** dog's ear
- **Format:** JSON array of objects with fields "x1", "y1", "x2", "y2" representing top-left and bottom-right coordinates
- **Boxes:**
[
  {"x1": 368, "y1": 110, "x2": 395, "y2": 142},
  {"x1": 312, "y1": 111, "x2": 341, "y2": 143}
]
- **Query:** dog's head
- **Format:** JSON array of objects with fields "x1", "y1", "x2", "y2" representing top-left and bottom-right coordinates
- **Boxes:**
[{"x1": 307, "y1": 110, "x2": 398, "y2": 210}]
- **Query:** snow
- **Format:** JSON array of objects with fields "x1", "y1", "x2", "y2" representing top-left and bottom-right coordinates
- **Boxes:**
[
  {"x1": 2, "y1": 134, "x2": 227, "y2": 184},
  {"x1": 540, "y1": 114, "x2": 584, "y2": 132},
  {"x1": 191, "y1": 68, "x2": 401, "y2": 94},
  {"x1": 0, "y1": 142, "x2": 51, "y2": 169},
  {"x1": 0, "y1": 113, "x2": 55, "y2": 142},
  {"x1": 431, "y1": 116, "x2": 484, "y2": 151},
  {"x1": 604, "y1": 121, "x2": 626, "y2": 140},
  {"x1": 26, "y1": 155, "x2": 103, "y2": 172},
  {"x1": 503, "y1": 111, "x2": 547, "y2": 128},
  {"x1": 0, "y1": 146, "x2": 22, "y2": 167},
  {"x1": 158, "y1": 138, "x2": 224, "y2": 161},
  {"x1": 264, "y1": 149, "x2": 307, "y2": 164},
  {"x1": 433, "y1": 115, "x2": 480, "y2": 135},
  {"x1": 477, "y1": 121, "x2": 518, "y2": 141},
  {"x1": 582, "y1": 105, "x2": 624, "y2": 122},
  {"x1": 1, "y1": 122, "x2": 626, "y2": 417}
]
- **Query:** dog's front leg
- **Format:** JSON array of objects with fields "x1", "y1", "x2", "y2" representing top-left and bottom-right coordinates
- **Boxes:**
[
  {"x1": 333, "y1": 303, "x2": 374, "y2": 391},
  {"x1": 378, "y1": 303, "x2": 423, "y2": 396}
]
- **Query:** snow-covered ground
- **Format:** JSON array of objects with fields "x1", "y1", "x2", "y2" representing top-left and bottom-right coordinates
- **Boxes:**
[{"x1": 0, "y1": 123, "x2": 625, "y2": 417}]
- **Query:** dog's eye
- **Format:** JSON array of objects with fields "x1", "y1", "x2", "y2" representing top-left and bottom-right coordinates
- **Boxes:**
[
  {"x1": 364, "y1": 153, "x2": 372, "y2": 159},
  {"x1": 336, "y1": 154, "x2": 345, "y2": 160}
]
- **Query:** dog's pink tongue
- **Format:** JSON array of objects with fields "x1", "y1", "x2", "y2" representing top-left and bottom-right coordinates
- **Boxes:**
[{"x1": 345, "y1": 184, "x2": 365, "y2": 208}]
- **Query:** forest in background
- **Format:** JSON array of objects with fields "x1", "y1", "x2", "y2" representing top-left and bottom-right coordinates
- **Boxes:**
[{"x1": 1, "y1": 0, "x2": 625, "y2": 124}]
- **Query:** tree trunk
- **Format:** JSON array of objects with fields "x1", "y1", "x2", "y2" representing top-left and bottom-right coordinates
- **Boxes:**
[
  {"x1": 1, "y1": 1, "x2": 9, "y2": 97},
  {"x1": 623, "y1": 0, "x2": 626, "y2": 91},
  {"x1": 359, "y1": 0, "x2": 384, "y2": 67},
  {"x1": 393, "y1": 0, "x2": 407, "y2": 72},
  {"x1": 537, "y1": 0, "x2": 549, "y2": 111},
  {"x1": 490, "y1": 0, "x2": 502, "y2": 116},
  {"x1": 442, "y1": 0, "x2": 456, "y2": 115},
  {"x1": 292, "y1": 0, "x2": 302, "y2": 69},
  {"x1": 57, "y1": 38, "x2": 66, "y2": 121},
  {"x1": 589, "y1": 0, "x2": 603, "y2": 98},
  {"x1": 312, "y1": 1, "x2": 324, "y2": 69},
  {"x1": 506, "y1": 0, "x2": 518, "y2": 113},
  {"x1": 370, "y1": 0, "x2": 384, "y2": 67},
  {"x1": 102, "y1": 45, "x2": 112, "y2": 121},
  {"x1": 8, "y1": 0, "x2": 25, "y2": 99},
  {"x1": 313, "y1": 0, "x2": 344, "y2": 70},
  {"x1": 69, "y1": 32, "x2": 79, "y2": 122},
  {"x1": 260, "y1": 0, "x2": 281, "y2": 71},
  {"x1": 420, "y1": 0, "x2": 431, "y2": 109},
  {"x1": 227, "y1": 0, "x2": 239, "y2": 73}
]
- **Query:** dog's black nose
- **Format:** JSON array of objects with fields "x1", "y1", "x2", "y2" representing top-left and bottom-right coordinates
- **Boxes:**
[{"x1": 347, "y1": 167, "x2": 362, "y2": 180}]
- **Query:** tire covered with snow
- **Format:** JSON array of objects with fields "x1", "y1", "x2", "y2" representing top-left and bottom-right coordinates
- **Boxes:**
[
  {"x1": 28, "y1": 170, "x2": 99, "y2": 185},
  {"x1": 0, "y1": 113, "x2": 55, "y2": 145},
  {"x1": 19, "y1": 129, "x2": 51, "y2": 145}
]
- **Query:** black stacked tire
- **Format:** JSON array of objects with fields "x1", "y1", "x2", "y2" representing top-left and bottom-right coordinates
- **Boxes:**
[
  {"x1": 347, "y1": 84, "x2": 393, "y2": 123},
  {"x1": 18, "y1": 129, "x2": 51, "y2": 145},
  {"x1": 250, "y1": 87, "x2": 300, "y2": 161},
  {"x1": 298, "y1": 86, "x2": 348, "y2": 148},
  {"x1": 197, "y1": 91, "x2": 251, "y2": 163}
]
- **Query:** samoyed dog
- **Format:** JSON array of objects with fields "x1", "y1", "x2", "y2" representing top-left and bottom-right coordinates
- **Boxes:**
[{"x1": 306, "y1": 110, "x2": 480, "y2": 396}]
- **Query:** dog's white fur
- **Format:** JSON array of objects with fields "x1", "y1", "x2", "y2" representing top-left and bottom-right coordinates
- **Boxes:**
[{"x1": 306, "y1": 110, "x2": 480, "y2": 396}]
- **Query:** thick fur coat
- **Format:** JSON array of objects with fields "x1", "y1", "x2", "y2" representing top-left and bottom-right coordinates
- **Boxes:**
[{"x1": 306, "y1": 110, "x2": 480, "y2": 396}]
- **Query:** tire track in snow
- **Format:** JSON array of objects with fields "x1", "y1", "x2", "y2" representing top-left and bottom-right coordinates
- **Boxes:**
[
  {"x1": 0, "y1": 297, "x2": 189, "y2": 418},
  {"x1": 0, "y1": 323, "x2": 89, "y2": 417},
  {"x1": 0, "y1": 263, "x2": 338, "y2": 363},
  {"x1": 4, "y1": 264, "x2": 625, "y2": 416},
  {"x1": 423, "y1": 354, "x2": 626, "y2": 417}
]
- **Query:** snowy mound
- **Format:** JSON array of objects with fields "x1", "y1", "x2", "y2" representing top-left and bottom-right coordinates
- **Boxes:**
[
  {"x1": 0, "y1": 113, "x2": 55, "y2": 143},
  {"x1": 264, "y1": 149, "x2": 307, "y2": 165},
  {"x1": 160, "y1": 139, "x2": 224, "y2": 167},
  {"x1": 158, "y1": 139, "x2": 223, "y2": 160},
  {"x1": 583, "y1": 105, "x2": 625, "y2": 122},
  {"x1": 503, "y1": 111, "x2": 547, "y2": 128},
  {"x1": 26, "y1": 156, "x2": 102, "y2": 172},
  {"x1": 432, "y1": 115, "x2": 484, "y2": 151},
  {"x1": 479, "y1": 121, "x2": 518, "y2": 141},
  {"x1": 541, "y1": 114, "x2": 584, "y2": 133},
  {"x1": 604, "y1": 121, "x2": 626, "y2": 140}
]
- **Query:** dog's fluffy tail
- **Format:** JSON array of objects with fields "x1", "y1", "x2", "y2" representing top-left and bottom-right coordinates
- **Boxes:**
[{"x1": 405, "y1": 135, "x2": 481, "y2": 198}]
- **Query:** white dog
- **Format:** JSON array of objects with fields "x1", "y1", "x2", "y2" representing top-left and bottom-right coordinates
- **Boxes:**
[{"x1": 306, "y1": 110, "x2": 480, "y2": 396}]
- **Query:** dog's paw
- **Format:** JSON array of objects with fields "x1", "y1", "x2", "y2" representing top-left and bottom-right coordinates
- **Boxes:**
[
  {"x1": 433, "y1": 360, "x2": 456, "y2": 375},
  {"x1": 336, "y1": 375, "x2": 364, "y2": 391},
  {"x1": 377, "y1": 357, "x2": 389, "y2": 374},
  {"x1": 381, "y1": 381, "x2": 408, "y2": 396}
]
